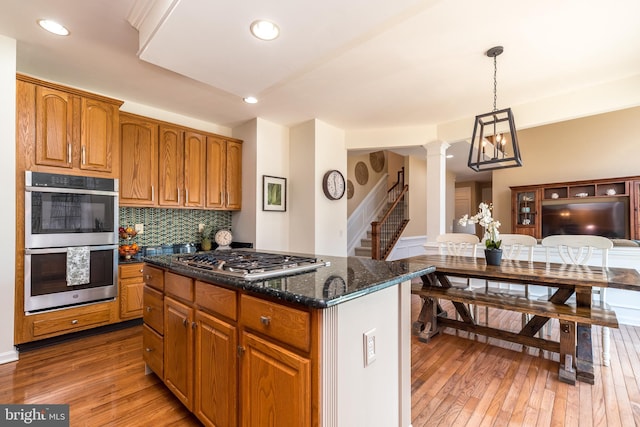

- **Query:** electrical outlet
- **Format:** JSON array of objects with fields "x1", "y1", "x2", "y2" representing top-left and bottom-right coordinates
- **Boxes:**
[
  {"x1": 363, "y1": 329, "x2": 377, "y2": 366},
  {"x1": 198, "y1": 223, "x2": 205, "y2": 233},
  {"x1": 134, "y1": 224, "x2": 144, "y2": 234}
]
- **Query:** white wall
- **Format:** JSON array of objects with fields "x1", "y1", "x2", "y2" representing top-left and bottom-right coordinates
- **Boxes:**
[
  {"x1": 0, "y1": 35, "x2": 18, "y2": 363},
  {"x1": 290, "y1": 121, "x2": 317, "y2": 254},
  {"x1": 314, "y1": 121, "x2": 347, "y2": 257},
  {"x1": 231, "y1": 119, "x2": 258, "y2": 246}
]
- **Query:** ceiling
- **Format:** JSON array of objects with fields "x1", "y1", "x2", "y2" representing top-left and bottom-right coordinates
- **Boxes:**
[{"x1": 1, "y1": 0, "x2": 639, "y2": 181}]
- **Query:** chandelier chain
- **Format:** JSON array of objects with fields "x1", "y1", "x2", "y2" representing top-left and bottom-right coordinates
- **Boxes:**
[{"x1": 493, "y1": 54, "x2": 498, "y2": 112}]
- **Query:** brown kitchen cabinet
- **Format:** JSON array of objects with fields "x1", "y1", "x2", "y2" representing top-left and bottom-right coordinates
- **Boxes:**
[
  {"x1": 206, "y1": 136, "x2": 243, "y2": 210},
  {"x1": 142, "y1": 267, "x2": 317, "y2": 426},
  {"x1": 120, "y1": 113, "x2": 158, "y2": 206},
  {"x1": 18, "y1": 74, "x2": 122, "y2": 178},
  {"x1": 195, "y1": 310, "x2": 238, "y2": 427},
  {"x1": 240, "y1": 331, "x2": 311, "y2": 427},
  {"x1": 511, "y1": 187, "x2": 541, "y2": 238},
  {"x1": 118, "y1": 263, "x2": 145, "y2": 320},
  {"x1": 164, "y1": 296, "x2": 195, "y2": 411},
  {"x1": 158, "y1": 126, "x2": 206, "y2": 208}
]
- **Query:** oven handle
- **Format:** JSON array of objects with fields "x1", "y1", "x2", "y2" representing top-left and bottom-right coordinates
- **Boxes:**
[
  {"x1": 25, "y1": 186, "x2": 119, "y2": 197},
  {"x1": 25, "y1": 245, "x2": 118, "y2": 255}
]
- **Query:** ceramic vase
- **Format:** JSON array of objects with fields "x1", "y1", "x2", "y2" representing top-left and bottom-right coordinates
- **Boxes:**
[{"x1": 484, "y1": 248, "x2": 503, "y2": 266}]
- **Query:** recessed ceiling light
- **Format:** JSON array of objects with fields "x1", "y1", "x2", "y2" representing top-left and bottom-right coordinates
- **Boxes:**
[
  {"x1": 243, "y1": 96, "x2": 258, "y2": 104},
  {"x1": 446, "y1": 154, "x2": 454, "y2": 159},
  {"x1": 37, "y1": 19, "x2": 70, "y2": 36},
  {"x1": 250, "y1": 20, "x2": 279, "y2": 41}
]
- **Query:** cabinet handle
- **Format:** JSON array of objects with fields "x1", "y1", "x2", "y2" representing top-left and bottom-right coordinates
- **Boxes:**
[
  {"x1": 227, "y1": 192, "x2": 230, "y2": 206},
  {"x1": 71, "y1": 319, "x2": 78, "y2": 325},
  {"x1": 139, "y1": 269, "x2": 143, "y2": 273},
  {"x1": 81, "y1": 146, "x2": 86, "y2": 165},
  {"x1": 183, "y1": 318, "x2": 188, "y2": 327},
  {"x1": 146, "y1": 306, "x2": 152, "y2": 312},
  {"x1": 151, "y1": 185, "x2": 155, "y2": 202},
  {"x1": 191, "y1": 322, "x2": 197, "y2": 329},
  {"x1": 177, "y1": 187, "x2": 180, "y2": 204},
  {"x1": 145, "y1": 274, "x2": 151, "y2": 280},
  {"x1": 67, "y1": 143, "x2": 72, "y2": 164},
  {"x1": 237, "y1": 346, "x2": 245, "y2": 357},
  {"x1": 185, "y1": 189, "x2": 189, "y2": 204},
  {"x1": 145, "y1": 347, "x2": 153, "y2": 352},
  {"x1": 260, "y1": 315, "x2": 271, "y2": 326}
]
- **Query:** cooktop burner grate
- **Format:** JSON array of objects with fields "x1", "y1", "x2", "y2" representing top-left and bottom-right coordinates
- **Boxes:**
[{"x1": 170, "y1": 250, "x2": 329, "y2": 280}]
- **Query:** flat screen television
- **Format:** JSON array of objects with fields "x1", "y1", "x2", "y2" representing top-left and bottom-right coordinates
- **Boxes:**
[{"x1": 541, "y1": 200, "x2": 629, "y2": 239}]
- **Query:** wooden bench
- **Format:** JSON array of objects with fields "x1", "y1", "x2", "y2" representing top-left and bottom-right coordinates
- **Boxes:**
[{"x1": 411, "y1": 282, "x2": 618, "y2": 384}]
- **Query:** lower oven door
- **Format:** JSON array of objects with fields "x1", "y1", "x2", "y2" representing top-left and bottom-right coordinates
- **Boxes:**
[{"x1": 24, "y1": 245, "x2": 118, "y2": 313}]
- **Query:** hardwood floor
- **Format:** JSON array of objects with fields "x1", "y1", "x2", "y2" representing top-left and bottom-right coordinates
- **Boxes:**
[{"x1": 1, "y1": 297, "x2": 639, "y2": 426}]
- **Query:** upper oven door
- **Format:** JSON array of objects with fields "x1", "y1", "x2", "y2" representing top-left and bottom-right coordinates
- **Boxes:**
[{"x1": 25, "y1": 186, "x2": 118, "y2": 248}]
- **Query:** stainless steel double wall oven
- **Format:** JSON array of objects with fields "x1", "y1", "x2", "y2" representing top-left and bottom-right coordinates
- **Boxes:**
[{"x1": 24, "y1": 171, "x2": 119, "y2": 312}]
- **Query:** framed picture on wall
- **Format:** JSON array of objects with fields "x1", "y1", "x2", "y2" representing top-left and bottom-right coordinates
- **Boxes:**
[{"x1": 263, "y1": 175, "x2": 287, "y2": 212}]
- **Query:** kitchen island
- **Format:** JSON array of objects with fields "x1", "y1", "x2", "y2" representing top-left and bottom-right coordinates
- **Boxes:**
[{"x1": 142, "y1": 250, "x2": 433, "y2": 427}]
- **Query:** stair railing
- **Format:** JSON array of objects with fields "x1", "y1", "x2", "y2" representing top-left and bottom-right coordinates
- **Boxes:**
[{"x1": 371, "y1": 168, "x2": 409, "y2": 260}]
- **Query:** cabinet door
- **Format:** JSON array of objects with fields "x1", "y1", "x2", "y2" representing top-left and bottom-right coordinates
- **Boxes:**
[
  {"x1": 225, "y1": 140, "x2": 243, "y2": 210},
  {"x1": 119, "y1": 277, "x2": 144, "y2": 319},
  {"x1": 120, "y1": 114, "x2": 157, "y2": 206},
  {"x1": 195, "y1": 310, "x2": 237, "y2": 427},
  {"x1": 35, "y1": 86, "x2": 75, "y2": 168},
  {"x1": 158, "y1": 125, "x2": 184, "y2": 207},
  {"x1": 205, "y1": 136, "x2": 225, "y2": 209},
  {"x1": 634, "y1": 181, "x2": 640, "y2": 240},
  {"x1": 80, "y1": 97, "x2": 118, "y2": 173},
  {"x1": 164, "y1": 297, "x2": 194, "y2": 410},
  {"x1": 184, "y1": 131, "x2": 206, "y2": 208},
  {"x1": 240, "y1": 331, "x2": 310, "y2": 427}
]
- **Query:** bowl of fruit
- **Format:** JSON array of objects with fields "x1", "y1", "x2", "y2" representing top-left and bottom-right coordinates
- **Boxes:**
[
  {"x1": 119, "y1": 226, "x2": 137, "y2": 240},
  {"x1": 119, "y1": 242, "x2": 139, "y2": 259}
]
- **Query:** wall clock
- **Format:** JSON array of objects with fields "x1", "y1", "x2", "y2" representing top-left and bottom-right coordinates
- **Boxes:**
[
  {"x1": 214, "y1": 229, "x2": 233, "y2": 250},
  {"x1": 322, "y1": 170, "x2": 346, "y2": 200}
]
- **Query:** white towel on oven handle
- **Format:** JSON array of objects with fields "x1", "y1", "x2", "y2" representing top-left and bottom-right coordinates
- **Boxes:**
[{"x1": 67, "y1": 246, "x2": 91, "y2": 286}]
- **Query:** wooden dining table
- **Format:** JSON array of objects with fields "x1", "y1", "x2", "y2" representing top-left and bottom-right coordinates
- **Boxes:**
[{"x1": 409, "y1": 254, "x2": 640, "y2": 385}]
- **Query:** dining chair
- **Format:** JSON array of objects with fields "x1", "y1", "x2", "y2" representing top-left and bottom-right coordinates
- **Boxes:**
[
  {"x1": 484, "y1": 233, "x2": 538, "y2": 327},
  {"x1": 435, "y1": 233, "x2": 480, "y2": 320},
  {"x1": 541, "y1": 234, "x2": 614, "y2": 366}
]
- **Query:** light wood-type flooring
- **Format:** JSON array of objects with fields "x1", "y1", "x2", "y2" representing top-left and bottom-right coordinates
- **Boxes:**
[{"x1": 1, "y1": 295, "x2": 639, "y2": 426}]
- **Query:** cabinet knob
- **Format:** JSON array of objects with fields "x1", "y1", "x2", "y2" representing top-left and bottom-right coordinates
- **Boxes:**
[
  {"x1": 183, "y1": 318, "x2": 188, "y2": 327},
  {"x1": 260, "y1": 315, "x2": 271, "y2": 326},
  {"x1": 71, "y1": 319, "x2": 78, "y2": 325},
  {"x1": 145, "y1": 347, "x2": 153, "y2": 352},
  {"x1": 191, "y1": 322, "x2": 197, "y2": 329},
  {"x1": 146, "y1": 306, "x2": 152, "y2": 312},
  {"x1": 139, "y1": 269, "x2": 144, "y2": 273}
]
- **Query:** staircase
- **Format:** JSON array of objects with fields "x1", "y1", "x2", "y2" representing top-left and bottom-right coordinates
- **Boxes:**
[
  {"x1": 354, "y1": 168, "x2": 409, "y2": 260},
  {"x1": 354, "y1": 203, "x2": 403, "y2": 257}
]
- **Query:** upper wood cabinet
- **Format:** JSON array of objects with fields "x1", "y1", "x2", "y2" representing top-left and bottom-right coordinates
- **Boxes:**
[
  {"x1": 17, "y1": 74, "x2": 122, "y2": 178},
  {"x1": 121, "y1": 112, "x2": 240, "y2": 210},
  {"x1": 120, "y1": 113, "x2": 158, "y2": 206},
  {"x1": 206, "y1": 136, "x2": 242, "y2": 210},
  {"x1": 158, "y1": 127, "x2": 206, "y2": 208}
]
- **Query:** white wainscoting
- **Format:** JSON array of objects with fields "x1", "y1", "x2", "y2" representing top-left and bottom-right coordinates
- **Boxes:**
[{"x1": 388, "y1": 236, "x2": 640, "y2": 326}]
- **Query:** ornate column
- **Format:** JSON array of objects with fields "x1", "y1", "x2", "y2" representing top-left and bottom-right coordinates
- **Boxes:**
[{"x1": 424, "y1": 140, "x2": 450, "y2": 242}]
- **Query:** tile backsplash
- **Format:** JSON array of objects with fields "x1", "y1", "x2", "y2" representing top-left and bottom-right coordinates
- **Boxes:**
[{"x1": 119, "y1": 207, "x2": 232, "y2": 246}]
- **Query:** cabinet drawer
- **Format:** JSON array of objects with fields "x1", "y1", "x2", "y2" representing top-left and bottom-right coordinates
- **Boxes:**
[
  {"x1": 240, "y1": 294, "x2": 310, "y2": 352},
  {"x1": 143, "y1": 286, "x2": 164, "y2": 334},
  {"x1": 143, "y1": 264, "x2": 164, "y2": 291},
  {"x1": 165, "y1": 271, "x2": 194, "y2": 302},
  {"x1": 196, "y1": 280, "x2": 237, "y2": 320},
  {"x1": 120, "y1": 262, "x2": 144, "y2": 279},
  {"x1": 32, "y1": 307, "x2": 112, "y2": 337},
  {"x1": 143, "y1": 324, "x2": 164, "y2": 378}
]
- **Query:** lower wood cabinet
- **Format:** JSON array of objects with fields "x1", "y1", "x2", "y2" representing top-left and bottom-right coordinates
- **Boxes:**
[
  {"x1": 164, "y1": 296, "x2": 195, "y2": 411},
  {"x1": 195, "y1": 310, "x2": 238, "y2": 427},
  {"x1": 142, "y1": 266, "x2": 317, "y2": 427},
  {"x1": 240, "y1": 331, "x2": 311, "y2": 427},
  {"x1": 119, "y1": 263, "x2": 144, "y2": 320}
]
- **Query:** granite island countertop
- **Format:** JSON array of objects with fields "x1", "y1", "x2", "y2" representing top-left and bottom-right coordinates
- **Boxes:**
[{"x1": 143, "y1": 251, "x2": 434, "y2": 309}]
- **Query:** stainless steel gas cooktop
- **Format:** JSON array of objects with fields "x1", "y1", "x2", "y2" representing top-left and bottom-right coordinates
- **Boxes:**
[{"x1": 170, "y1": 250, "x2": 329, "y2": 280}]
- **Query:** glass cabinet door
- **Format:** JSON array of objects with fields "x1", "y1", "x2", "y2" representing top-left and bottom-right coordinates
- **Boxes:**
[{"x1": 516, "y1": 191, "x2": 536, "y2": 226}]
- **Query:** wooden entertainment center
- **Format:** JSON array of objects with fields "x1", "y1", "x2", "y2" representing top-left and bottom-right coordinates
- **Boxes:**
[{"x1": 511, "y1": 176, "x2": 640, "y2": 240}]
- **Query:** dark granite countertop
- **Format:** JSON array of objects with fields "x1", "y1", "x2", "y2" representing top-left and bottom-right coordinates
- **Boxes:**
[{"x1": 142, "y1": 251, "x2": 434, "y2": 309}]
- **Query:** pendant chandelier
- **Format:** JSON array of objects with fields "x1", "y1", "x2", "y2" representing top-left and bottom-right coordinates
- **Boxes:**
[{"x1": 468, "y1": 46, "x2": 522, "y2": 172}]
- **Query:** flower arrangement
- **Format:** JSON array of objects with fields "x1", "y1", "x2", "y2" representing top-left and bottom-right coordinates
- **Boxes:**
[{"x1": 459, "y1": 202, "x2": 502, "y2": 250}]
